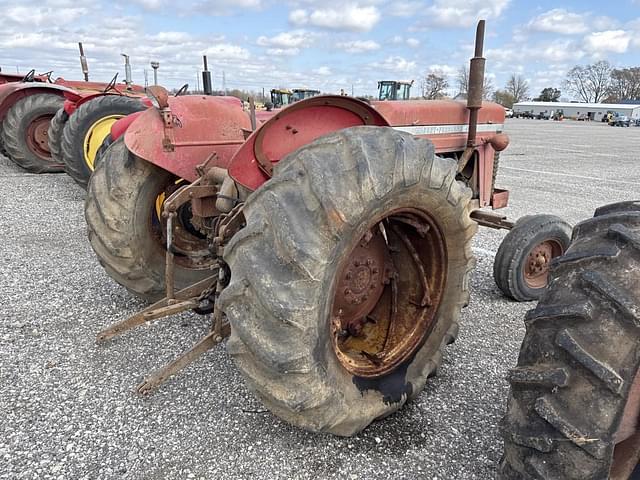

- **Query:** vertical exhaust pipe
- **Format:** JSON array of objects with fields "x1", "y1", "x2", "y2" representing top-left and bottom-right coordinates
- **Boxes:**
[
  {"x1": 202, "y1": 56, "x2": 213, "y2": 95},
  {"x1": 121, "y1": 53, "x2": 133, "y2": 90},
  {"x1": 78, "y1": 42, "x2": 89, "y2": 81},
  {"x1": 457, "y1": 19, "x2": 486, "y2": 173}
]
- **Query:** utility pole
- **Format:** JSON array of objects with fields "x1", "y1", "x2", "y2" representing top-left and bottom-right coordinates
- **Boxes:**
[
  {"x1": 144, "y1": 69, "x2": 148, "y2": 88},
  {"x1": 150, "y1": 61, "x2": 159, "y2": 85},
  {"x1": 222, "y1": 71, "x2": 226, "y2": 95},
  {"x1": 351, "y1": 84, "x2": 354, "y2": 96}
]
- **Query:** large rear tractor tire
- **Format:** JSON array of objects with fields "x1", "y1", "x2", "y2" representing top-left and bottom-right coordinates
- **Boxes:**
[
  {"x1": 85, "y1": 137, "x2": 213, "y2": 302},
  {"x1": 62, "y1": 95, "x2": 146, "y2": 189},
  {"x1": 494, "y1": 215, "x2": 571, "y2": 302},
  {"x1": 1, "y1": 93, "x2": 65, "y2": 173},
  {"x1": 219, "y1": 126, "x2": 477, "y2": 435},
  {"x1": 47, "y1": 107, "x2": 69, "y2": 166},
  {"x1": 500, "y1": 201, "x2": 640, "y2": 479}
]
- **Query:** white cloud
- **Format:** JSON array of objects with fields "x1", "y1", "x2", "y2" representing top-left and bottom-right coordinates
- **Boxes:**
[
  {"x1": 406, "y1": 38, "x2": 420, "y2": 48},
  {"x1": 289, "y1": 4, "x2": 381, "y2": 32},
  {"x1": 313, "y1": 66, "x2": 332, "y2": 76},
  {"x1": 256, "y1": 30, "x2": 314, "y2": 49},
  {"x1": 420, "y1": 0, "x2": 510, "y2": 28},
  {"x1": 584, "y1": 30, "x2": 631, "y2": 55},
  {"x1": 527, "y1": 9, "x2": 588, "y2": 34},
  {"x1": 336, "y1": 40, "x2": 380, "y2": 53},
  {"x1": 372, "y1": 56, "x2": 417, "y2": 72},
  {"x1": 266, "y1": 48, "x2": 300, "y2": 56},
  {"x1": 201, "y1": 43, "x2": 251, "y2": 60}
]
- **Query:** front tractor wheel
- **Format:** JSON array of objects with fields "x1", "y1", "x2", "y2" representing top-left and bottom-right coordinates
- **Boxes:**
[
  {"x1": 62, "y1": 95, "x2": 146, "y2": 189},
  {"x1": 85, "y1": 138, "x2": 213, "y2": 302},
  {"x1": 493, "y1": 215, "x2": 571, "y2": 302},
  {"x1": 1, "y1": 93, "x2": 65, "y2": 173},
  {"x1": 219, "y1": 126, "x2": 477, "y2": 435}
]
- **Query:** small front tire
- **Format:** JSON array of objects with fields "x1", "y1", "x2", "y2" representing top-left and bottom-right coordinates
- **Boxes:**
[{"x1": 493, "y1": 214, "x2": 571, "y2": 302}]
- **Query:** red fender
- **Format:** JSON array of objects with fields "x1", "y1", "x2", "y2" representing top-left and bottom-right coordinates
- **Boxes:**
[
  {"x1": 0, "y1": 82, "x2": 78, "y2": 122},
  {"x1": 110, "y1": 111, "x2": 145, "y2": 141},
  {"x1": 124, "y1": 95, "x2": 251, "y2": 182},
  {"x1": 62, "y1": 92, "x2": 151, "y2": 116},
  {"x1": 228, "y1": 95, "x2": 389, "y2": 191}
]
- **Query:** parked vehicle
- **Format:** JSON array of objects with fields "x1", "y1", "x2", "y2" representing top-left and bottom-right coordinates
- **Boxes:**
[{"x1": 609, "y1": 114, "x2": 631, "y2": 127}]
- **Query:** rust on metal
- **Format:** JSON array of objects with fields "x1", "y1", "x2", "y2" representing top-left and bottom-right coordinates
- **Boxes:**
[
  {"x1": 470, "y1": 210, "x2": 515, "y2": 230},
  {"x1": 611, "y1": 370, "x2": 640, "y2": 478},
  {"x1": 26, "y1": 115, "x2": 52, "y2": 159},
  {"x1": 330, "y1": 208, "x2": 447, "y2": 378},
  {"x1": 96, "y1": 275, "x2": 218, "y2": 342},
  {"x1": 523, "y1": 239, "x2": 563, "y2": 289}
]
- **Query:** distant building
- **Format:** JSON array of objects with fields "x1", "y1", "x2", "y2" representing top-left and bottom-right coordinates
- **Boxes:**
[{"x1": 513, "y1": 101, "x2": 640, "y2": 121}]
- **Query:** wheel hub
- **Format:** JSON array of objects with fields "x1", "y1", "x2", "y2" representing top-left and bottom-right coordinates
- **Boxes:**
[
  {"x1": 26, "y1": 115, "x2": 52, "y2": 159},
  {"x1": 330, "y1": 208, "x2": 447, "y2": 378},
  {"x1": 524, "y1": 240, "x2": 563, "y2": 289}
]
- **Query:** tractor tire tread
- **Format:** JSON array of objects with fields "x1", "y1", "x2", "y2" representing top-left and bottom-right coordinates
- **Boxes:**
[
  {"x1": 62, "y1": 95, "x2": 145, "y2": 189},
  {"x1": 219, "y1": 126, "x2": 477, "y2": 435},
  {"x1": 500, "y1": 203, "x2": 640, "y2": 479}
]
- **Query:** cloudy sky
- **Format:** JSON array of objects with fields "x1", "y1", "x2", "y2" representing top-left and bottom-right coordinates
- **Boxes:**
[{"x1": 0, "y1": 0, "x2": 638, "y2": 98}]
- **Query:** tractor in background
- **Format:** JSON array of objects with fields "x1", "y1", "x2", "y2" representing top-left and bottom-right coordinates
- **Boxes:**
[
  {"x1": 292, "y1": 88, "x2": 320, "y2": 102},
  {"x1": 88, "y1": 20, "x2": 572, "y2": 438},
  {"x1": 377, "y1": 80, "x2": 414, "y2": 101},
  {"x1": 269, "y1": 88, "x2": 293, "y2": 109},
  {"x1": 0, "y1": 46, "x2": 144, "y2": 174}
]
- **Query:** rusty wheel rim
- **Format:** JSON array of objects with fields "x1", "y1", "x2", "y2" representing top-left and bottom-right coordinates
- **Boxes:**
[
  {"x1": 330, "y1": 208, "x2": 447, "y2": 378},
  {"x1": 523, "y1": 239, "x2": 563, "y2": 289},
  {"x1": 149, "y1": 178, "x2": 213, "y2": 270},
  {"x1": 611, "y1": 371, "x2": 640, "y2": 479},
  {"x1": 26, "y1": 115, "x2": 53, "y2": 160}
]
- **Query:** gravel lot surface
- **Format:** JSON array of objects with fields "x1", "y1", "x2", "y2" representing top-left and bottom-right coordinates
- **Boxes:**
[{"x1": 1, "y1": 118, "x2": 639, "y2": 480}]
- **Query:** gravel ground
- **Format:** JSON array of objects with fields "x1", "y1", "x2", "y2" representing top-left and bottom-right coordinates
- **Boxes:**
[{"x1": 1, "y1": 118, "x2": 639, "y2": 480}]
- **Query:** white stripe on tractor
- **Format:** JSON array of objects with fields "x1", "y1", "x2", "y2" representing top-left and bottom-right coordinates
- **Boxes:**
[{"x1": 393, "y1": 123, "x2": 504, "y2": 135}]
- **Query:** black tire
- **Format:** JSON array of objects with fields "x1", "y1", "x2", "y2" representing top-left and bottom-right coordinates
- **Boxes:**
[
  {"x1": 62, "y1": 95, "x2": 145, "y2": 189},
  {"x1": 47, "y1": 107, "x2": 69, "y2": 166},
  {"x1": 493, "y1": 215, "x2": 571, "y2": 302},
  {"x1": 1, "y1": 93, "x2": 65, "y2": 173},
  {"x1": 500, "y1": 201, "x2": 640, "y2": 479},
  {"x1": 85, "y1": 137, "x2": 212, "y2": 302},
  {"x1": 219, "y1": 126, "x2": 477, "y2": 436}
]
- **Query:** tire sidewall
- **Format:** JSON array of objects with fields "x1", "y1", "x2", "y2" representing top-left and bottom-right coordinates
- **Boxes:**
[
  {"x1": 313, "y1": 185, "x2": 472, "y2": 431},
  {"x1": 67, "y1": 97, "x2": 144, "y2": 180},
  {"x1": 11, "y1": 96, "x2": 62, "y2": 163}
]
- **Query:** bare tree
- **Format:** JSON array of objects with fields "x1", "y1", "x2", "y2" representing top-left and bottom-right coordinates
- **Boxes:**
[
  {"x1": 421, "y1": 72, "x2": 449, "y2": 99},
  {"x1": 457, "y1": 65, "x2": 493, "y2": 100},
  {"x1": 505, "y1": 74, "x2": 529, "y2": 102},
  {"x1": 564, "y1": 61, "x2": 612, "y2": 103},
  {"x1": 608, "y1": 67, "x2": 640, "y2": 102}
]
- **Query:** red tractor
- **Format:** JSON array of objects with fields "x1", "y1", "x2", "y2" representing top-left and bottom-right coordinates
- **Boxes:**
[
  {"x1": 90, "y1": 21, "x2": 571, "y2": 436},
  {"x1": 0, "y1": 70, "x2": 143, "y2": 174},
  {"x1": 49, "y1": 76, "x2": 149, "y2": 188}
]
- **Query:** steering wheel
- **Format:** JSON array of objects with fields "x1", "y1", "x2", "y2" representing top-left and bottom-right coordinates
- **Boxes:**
[
  {"x1": 22, "y1": 69, "x2": 36, "y2": 83},
  {"x1": 175, "y1": 84, "x2": 189, "y2": 97},
  {"x1": 103, "y1": 73, "x2": 119, "y2": 94}
]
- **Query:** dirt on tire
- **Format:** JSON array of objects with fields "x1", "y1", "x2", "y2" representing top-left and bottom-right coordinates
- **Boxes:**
[
  {"x1": 85, "y1": 137, "x2": 212, "y2": 302},
  {"x1": 219, "y1": 126, "x2": 477, "y2": 436},
  {"x1": 500, "y1": 201, "x2": 640, "y2": 479}
]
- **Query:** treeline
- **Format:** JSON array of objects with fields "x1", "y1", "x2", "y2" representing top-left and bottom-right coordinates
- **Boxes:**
[{"x1": 420, "y1": 60, "x2": 640, "y2": 108}]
